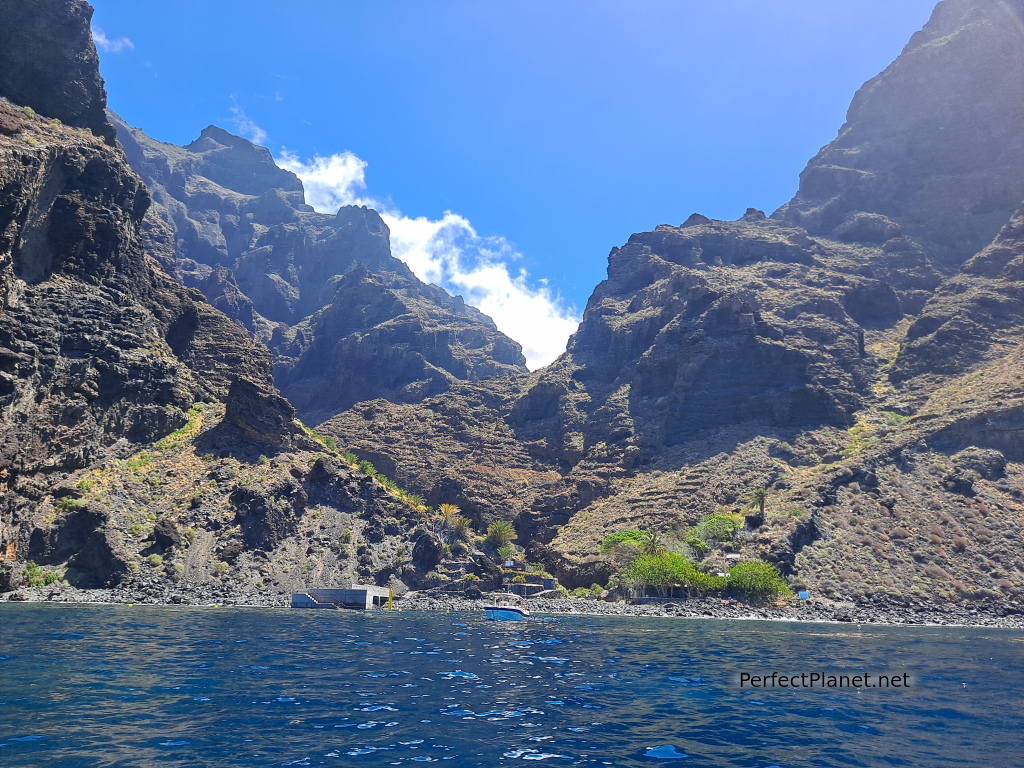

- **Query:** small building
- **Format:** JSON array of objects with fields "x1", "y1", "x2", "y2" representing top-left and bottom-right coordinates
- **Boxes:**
[{"x1": 291, "y1": 585, "x2": 391, "y2": 610}]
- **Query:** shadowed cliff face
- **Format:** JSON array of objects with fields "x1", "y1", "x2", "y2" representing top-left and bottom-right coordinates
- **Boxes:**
[
  {"x1": 112, "y1": 116, "x2": 528, "y2": 423},
  {"x1": 318, "y1": 1, "x2": 1024, "y2": 606},
  {"x1": 0, "y1": 103, "x2": 306, "y2": 586},
  {"x1": 0, "y1": 2, "x2": 449, "y2": 598},
  {"x1": 0, "y1": 0, "x2": 115, "y2": 145},
  {"x1": 776, "y1": 0, "x2": 1024, "y2": 271},
  {"x1": 891, "y1": 202, "x2": 1024, "y2": 393},
  {"x1": 503, "y1": 214, "x2": 905, "y2": 474}
]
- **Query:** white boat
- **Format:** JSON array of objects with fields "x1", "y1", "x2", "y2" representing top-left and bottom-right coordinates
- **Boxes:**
[{"x1": 483, "y1": 596, "x2": 531, "y2": 621}]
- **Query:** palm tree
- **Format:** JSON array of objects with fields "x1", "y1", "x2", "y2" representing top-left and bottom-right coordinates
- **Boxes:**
[
  {"x1": 448, "y1": 515, "x2": 472, "y2": 541},
  {"x1": 639, "y1": 529, "x2": 666, "y2": 557},
  {"x1": 439, "y1": 503, "x2": 461, "y2": 521},
  {"x1": 486, "y1": 520, "x2": 516, "y2": 548},
  {"x1": 749, "y1": 488, "x2": 769, "y2": 516}
]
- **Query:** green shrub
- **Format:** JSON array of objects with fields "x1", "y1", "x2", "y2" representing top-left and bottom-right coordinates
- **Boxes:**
[
  {"x1": 512, "y1": 574, "x2": 527, "y2": 584},
  {"x1": 726, "y1": 561, "x2": 792, "y2": 603},
  {"x1": 569, "y1": 584, "x2": 603, "y2": 598},
  {"x1": 147, "y1": 554, "x2": 163, "y2": 567},
  {"x1": 403, "y1": 492, "x2": 427, "y2": 511},
  {"x1": 340, "y1": 451, "x2": 359, "y2": 465},
  {"x1": 123, "y1": 451, "x2": 153, "y2": 472},
  {"x1": 340, "y1": 527, "x2": 353, "y2": 544},
  {"x1": 154, "y1": 403, "x2": 204, "y2": 451},
  {"x1": 622, "y1": 552, "x2": 727, "y2": 596},
  {"x1": 23, "y1": 561, "x2": 61, "y2": 587},
  {"x1": 446, "y1": 514, "x2": 473, "y2": 541},
  {"x1": 55, "y1": 497, "x2": 86, "y2": 513},
  {"x1": 599, "y1": 529, "x2": 646, "y2": 553},
  {"x1": 698, "y1": 513, "x2": 741, "y2": 542},
  {"x1": 130, "y1": 522, "x2": 145, "y2": 537},
  {"x1": 323, "y1": 435, "x2": 338, "y2": 451},
  {"x1": 881, "y1": 410, "x2": 910, "y2": 427},
  {"x1": 463, "y1": 573, "x2": 480, "y2": 582},
  {"x1": 358, "y1": 460, "x2": 377, "y2": 476},
  {"x1": 685, "y1": 532, "x2": 710, "y2": 555},
  {"x1": 213, "y1": 561, "x2": 229, "y2": 576}
]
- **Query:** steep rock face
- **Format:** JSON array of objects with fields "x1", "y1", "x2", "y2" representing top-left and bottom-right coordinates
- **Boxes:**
[
  {"x1": 0, "y1": 100, "x2": 306, "y2": 584},
  {"x1": 891, "y1": 203, "x2": 1024, "y2": 393},
  {"x1": 0, "y1": 0, "x2": 115, "y2": 145},
  {"x1": 0, "y1": 3, "x2": 440, "y2": 598},
  {"x1": 776, "y1": 0, "x2": 1024, "y2": 270},
  {"x1": 787, "y1": 347, "x2": 1024, "y2": 605},
  {"x1": 279, "y1": 265, "x2": 527, "y2": 423},
  {"x1": 112, "y1": 116, "x2": 527, "y2": 422},
  {"x1": 507, "y1": 214, "x2": 893, "y2": 471},
  {"x1": 318, "y1": 211, "x2": 914, "y2": 557},
  {"x1": 319, "y1": 377, "x2": 548, "y2": 533},
  {"x1": 318, "y1": 1, "x2": 1024, "y2": 606}
]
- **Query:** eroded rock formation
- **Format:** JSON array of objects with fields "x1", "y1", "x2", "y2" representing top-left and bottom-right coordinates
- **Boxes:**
[
  {"x1": 0, "y1": 0, "x2": 447, "y2": 598},
  {"x1": 112, "y1": 116, "x2": 527, "y2": 423}
]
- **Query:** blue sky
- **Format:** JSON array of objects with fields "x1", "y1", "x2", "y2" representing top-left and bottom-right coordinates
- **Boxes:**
[{"x1": 90, "y1": 0, "x2": 938, "y2": 367}]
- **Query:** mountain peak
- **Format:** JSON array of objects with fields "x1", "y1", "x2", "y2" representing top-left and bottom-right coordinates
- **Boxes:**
[{"x1": 776, "y1": 0, "x2": 1024, "y2": 270}]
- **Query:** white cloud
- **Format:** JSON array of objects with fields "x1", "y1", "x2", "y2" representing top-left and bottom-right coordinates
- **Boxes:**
[
  {"x1": 276, "y1": 151, "x2": 579, "y2": 370},
  {"x1": 228, "y1": 102, "x2": 268, "y2": 146},
  {"x1": 92, "y1": 27, "x2": 134, "y2": 54},
  {"x1": 277, "y1": 150, "x2": 372, "y2": 211}
]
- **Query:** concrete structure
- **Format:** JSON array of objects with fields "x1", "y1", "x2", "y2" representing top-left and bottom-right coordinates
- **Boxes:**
[{"x1": 291, "y1": 586, "x2": 391, "y2": 610}]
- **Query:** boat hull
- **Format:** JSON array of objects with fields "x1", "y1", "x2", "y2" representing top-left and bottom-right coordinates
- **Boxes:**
[{"x1": 484, "y1": 606, "x2": 530, "y2": 621}]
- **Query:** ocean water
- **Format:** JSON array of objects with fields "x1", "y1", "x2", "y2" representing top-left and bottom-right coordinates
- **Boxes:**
[{"x1": 0, "y1": 605, "x2": 1021, "y2": 767}]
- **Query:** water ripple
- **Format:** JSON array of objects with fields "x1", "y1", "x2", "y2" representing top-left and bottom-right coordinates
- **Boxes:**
[{"x1": 0, "y1": 605, "x2": 1018, "y2": 766}]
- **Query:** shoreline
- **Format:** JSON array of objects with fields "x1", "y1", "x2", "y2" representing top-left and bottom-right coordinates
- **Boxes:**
[{"x1": 4, "y1": 585, "x2": 1023, "y2": 630}]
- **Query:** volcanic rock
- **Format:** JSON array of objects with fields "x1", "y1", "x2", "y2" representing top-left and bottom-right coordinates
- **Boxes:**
[
  {"x1": 776, "y1": 0, "x2": 1024, "y2": 270},
  {"x1": 112, "y1": 115, "x2": 528, "y2": 423}
]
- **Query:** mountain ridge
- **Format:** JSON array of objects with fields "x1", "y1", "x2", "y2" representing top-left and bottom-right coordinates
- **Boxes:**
[
  {"x1": 112, "y1": 113, "x2": 529, "y2": 424},
  {"x1": 2, "y1": 0, "x2": 1024, "y2": 617}
]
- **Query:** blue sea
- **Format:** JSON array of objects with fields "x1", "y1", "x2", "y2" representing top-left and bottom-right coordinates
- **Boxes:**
[{"x1": 0, "y1": 605, "x2": 1021, "y2": 767}]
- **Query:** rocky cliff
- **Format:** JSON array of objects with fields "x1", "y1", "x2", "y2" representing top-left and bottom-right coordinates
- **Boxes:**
[
  {"x1": 0, "y1": 0, "x2": 115, "y2": 145},
  {"x1": 317, "y1": 0, "x2": 1024, "y2": 611},
  {"x1": 4, "y1": 0, "x2": 1024, "y2": 614},
  {"x1": 112, "y1": 117, "x2": 527, "y2": 424},
  {"x1": 775, "y1": 0, "x2": 1024, "y2": 271},
  {"x1": 0, "y1": 0, "x2": 450, "y2": 600}
]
